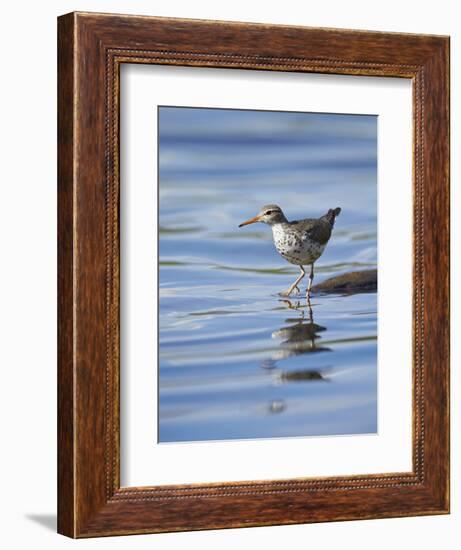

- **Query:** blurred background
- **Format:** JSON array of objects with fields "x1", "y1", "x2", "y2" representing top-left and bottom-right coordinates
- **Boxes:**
[{"x1": 158, "y1": 106, "x2": 377, "y2": 442}]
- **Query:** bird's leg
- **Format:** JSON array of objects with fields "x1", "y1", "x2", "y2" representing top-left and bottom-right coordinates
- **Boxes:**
[
  {"x1": 306, "y1": 263, "x2": 315, "y2": 305},
  {"x1": 280, "y1": 266, "x2": 305, "y2": 297}
]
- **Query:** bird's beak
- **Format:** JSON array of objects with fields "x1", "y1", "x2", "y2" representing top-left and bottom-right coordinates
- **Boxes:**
[{"x1": 238, "y1": 214, "x2": 261, "y2": 228}]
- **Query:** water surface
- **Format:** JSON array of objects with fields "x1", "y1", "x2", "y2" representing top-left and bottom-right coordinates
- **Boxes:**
[{"x1": 158, "y1": 107, "x2": 377, "y2": 443}]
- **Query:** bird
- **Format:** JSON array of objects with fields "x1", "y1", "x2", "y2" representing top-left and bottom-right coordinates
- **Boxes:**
[{"x1": 238, "y1": 204, "x2": 341, "y2": 302}]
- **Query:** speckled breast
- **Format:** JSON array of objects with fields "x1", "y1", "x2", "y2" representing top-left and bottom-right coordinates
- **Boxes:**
[{"x1": 272, "y1": 224, "x2": 325, "y2": 266}]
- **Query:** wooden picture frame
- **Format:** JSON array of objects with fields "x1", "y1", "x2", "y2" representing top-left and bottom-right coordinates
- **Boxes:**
[{"x1": 57, "y1": 12, "x2": 450, "y2": 538}]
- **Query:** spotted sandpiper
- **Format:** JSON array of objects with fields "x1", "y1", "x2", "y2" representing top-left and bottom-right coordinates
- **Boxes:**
[{"x1": 238, "y1": 204, "x2": 341, "y2": 302}]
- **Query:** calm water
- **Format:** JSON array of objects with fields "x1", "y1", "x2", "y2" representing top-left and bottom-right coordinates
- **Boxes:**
[{"x1": 158, "y1": 107, "x2": 377, "y2": 443}]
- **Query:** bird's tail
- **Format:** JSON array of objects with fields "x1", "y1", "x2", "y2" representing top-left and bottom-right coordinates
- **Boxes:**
[{"x1": 323, "y1": 207, "x2": 341, "y2": 226}]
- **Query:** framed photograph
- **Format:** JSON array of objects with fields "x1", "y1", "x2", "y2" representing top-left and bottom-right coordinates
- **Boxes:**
[{"x1": 57, "y1": 12, "x2": 450, "y2": 537}]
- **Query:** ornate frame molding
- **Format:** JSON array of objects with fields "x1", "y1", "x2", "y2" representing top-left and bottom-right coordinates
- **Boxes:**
[{"x1": 58, "y1": 12, "x2": 449, "y2": 537}]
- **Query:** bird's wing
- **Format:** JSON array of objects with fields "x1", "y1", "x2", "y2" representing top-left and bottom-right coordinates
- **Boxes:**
[{"x1": 291, "y1": 218, "x2": 332, "y2": 245}]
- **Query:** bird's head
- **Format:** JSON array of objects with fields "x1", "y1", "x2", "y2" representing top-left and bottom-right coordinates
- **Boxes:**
[{"x1": 238, "y1": 204, "x2": 287, "y2": 227}]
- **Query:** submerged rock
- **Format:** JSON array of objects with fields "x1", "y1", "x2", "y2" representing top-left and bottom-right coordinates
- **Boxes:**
[{"x1": 312, "y1": 269, "x2": 377, "y2": 295}]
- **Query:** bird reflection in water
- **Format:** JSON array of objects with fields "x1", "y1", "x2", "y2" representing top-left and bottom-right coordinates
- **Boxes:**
[
  {"x1": 264, "y1": 300, "x2": 330, "y2": 415},
  {"x1": 262, "y1": 299, "x2": 330, "y2": 378}
]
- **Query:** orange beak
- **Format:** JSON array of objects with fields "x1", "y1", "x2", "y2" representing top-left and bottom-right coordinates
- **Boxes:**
[{"x1": 238, "y1": 214, "x2": 261, "y2": 228}]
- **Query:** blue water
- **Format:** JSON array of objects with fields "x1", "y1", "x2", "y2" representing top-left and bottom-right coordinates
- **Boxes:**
[{"x1": 158, "y1": 107, "x2": 377, "y2": 443}]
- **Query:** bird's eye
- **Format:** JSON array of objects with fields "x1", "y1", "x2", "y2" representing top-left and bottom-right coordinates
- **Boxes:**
[{"x1": 265, "y1": 210, "x2": 273, "y2": 215}]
